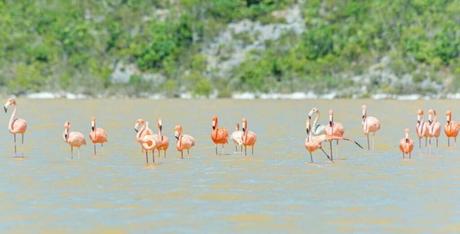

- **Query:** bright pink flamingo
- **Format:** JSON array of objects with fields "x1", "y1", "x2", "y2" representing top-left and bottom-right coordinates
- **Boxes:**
[
  {"x1": 3, "y1": 98, "x2": 27, "y2": 155},
  {"x1": 325, "y1": 110, "x2": 344, "y2": 160},
  {"x1": 305, "y1": 117, "x2": 331, "y2": 162},
  {"x1": 444, "y1": 110, "x2": 460, "y2": 146},
  {"x1": 416, "y1": 109, "x2": 429, "y2": 148},
  {"x1": 89, "y1": 117, "x2": 108, "y2": 155},
  {"x1": 63, "y1": 121, "x2": 86, "y2": 159},
  {"x1": 427, "y1": 109, "x2": 441, "y2": 148},
  {"x1": 134, "y1": 119, "x2": 153, "y2": 152},
  {"x1": 400, "y1": 128, "x2": 414, "y2": 159},
  {"x1": 211, "y1": 115, "x2": 228, "y2": 155},
  {"x1": 140, "y1": 122, "x2": 157, "y2": 164},
  {"x1": 361, "y1": 105, "x2": 381, "y2": 150},
  {"x1": 174, "y1": 124, "x2": 196, "y2": 159},
  {"x1": 153, "y1": 118, "x2": 169, "y2": 158},
  {"x1": 241, "y1": 118, "x2": 257, "y2": 156},
  {"x1": 231, "y1": 123, "x2": 243, "y2": 152}
]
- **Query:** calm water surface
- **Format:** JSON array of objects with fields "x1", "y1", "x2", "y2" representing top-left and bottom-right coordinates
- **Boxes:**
[{"x1": 1, "y1": 99, "x2": 460, "y2": 233}]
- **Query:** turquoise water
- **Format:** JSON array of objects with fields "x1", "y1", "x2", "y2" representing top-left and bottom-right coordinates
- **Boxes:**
[{"x1": 0, "y1": 99, "x2": 459, "y2": 233}]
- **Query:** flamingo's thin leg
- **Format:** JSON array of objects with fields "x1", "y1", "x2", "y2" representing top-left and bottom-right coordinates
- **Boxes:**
[
  {"x1": 187, "y1": 149, "x2": 190, "y2": 155},
  {"x1": 71, "y1": 146, "x2": 73, "y2": 159},
  {"x1": 367, "y1": 134, "x2": 370, "y2": 150},
  {"x1": 21, "y1": 134, "x2": 24, "y2": 144},
  {"x1": 329, "y1": 140, "x2": 333, "y2": 161},
  {"x1": 215, "y1": 145, "x2": 218, "y2": 155},
  {"x1": 145, "y1": 151, "x2": 148, "y2": 163},
  {"x1": 13, "y1": 134, "x2": 16, "y2": 154},
  {"x1": 94, "y1": 144, "x2": 97, "y2": 155},
  {"x1": 181, "y1": 151, "x2": 184, "y2": 159},
  {"x1": 309, "y1": 152, "x2": 313, "y2": 163},
  {"x1": 252, "y1": 146, "x2": 254, "y2": 155}
]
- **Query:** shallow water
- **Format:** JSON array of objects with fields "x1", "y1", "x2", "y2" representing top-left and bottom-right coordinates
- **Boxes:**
[{"x1": 1, "y1": 99, "x2": 460, "y2": 233}]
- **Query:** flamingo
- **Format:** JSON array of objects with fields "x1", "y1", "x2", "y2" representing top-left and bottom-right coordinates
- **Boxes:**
[
  {"x1": 305, "y1": 116, "x2": 331, "y2": 162},
  {"x1": 400, "y1": 128, "x2": 414, "y2": 159},
  {"x1": 416, "y1": 109, "x2": 429, "y2": 148},
  {"x1": 444, "y1": 110, "x2": 460, "y2": 146},
  {"x1": 174, "y1": 124, "x2": 196, "y2": 159},
  {"x1": 361, "y1": 105, "x2": 381, "y2": 150},
  {"x1": 140, "y1": 122, "x2": 157, "y2": 164},
  {"x1": 324, "y1": 110, "x2": 344, "y2": 160},
  {"x1": 3, "y1": 98, "x2": 27, "y2": 156},
  {"x1": 241, "y1": 118, "x2": 257, "y2": 156},
  {"x1": 231, "y1": 123, "x2": 243, "y2": 152},
  {"x1": 307, "y1": 107, "x2": 326, "y2": 136},
  {"x1": 89, "y1": 117, "x2": 108, "y2": 155},
  {"x1": 427, "y1": 109, "x2": 441, "y2": 148},
  {"x1": 153, "y1": 118, "x2": 169, "y2": 158},
  {"x1": 134, "y1": 119, "x2": 153, "y2": 152},
  {"x1": 63, "y1": 121, "x2": 86, "y2": 159},
  {"x1": 211, "y1": 115, "x2": 228, "y2": 155},
  {"x1": 134, "y1": 119, "x2": 156, "y2": 164}
]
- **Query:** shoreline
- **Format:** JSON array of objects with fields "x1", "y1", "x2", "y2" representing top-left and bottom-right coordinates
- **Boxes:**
[{"x1": 6, "y1": 91, "x2": 460, "y2": 100}]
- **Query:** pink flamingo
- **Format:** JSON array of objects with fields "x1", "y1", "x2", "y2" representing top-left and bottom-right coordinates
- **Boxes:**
[
  {"x1": 3, "y1": 98, "x2": 27, "y2": 155},
  {"x1": 361, "y1": 105, "x2": 381, "y2": 150},
  {"x1": 89, "y1": 117, "x2": 108, "y2": 155},
  {"x1": 241, "y1": 118, "x2": 257, "y2": 156},
  {"x1": 211, "y1": 115, "x2": 228, "y2": 155},
  {"x1": 427, "y1": 109, "x2": 441, "y2": 148},
  {"x1": 444, "y1": 110, "x2": 460, "y2": 146},
  {"x1": 400, "y1": 128, "x2": 414, "y2": 159},
  {"x1": 140, "y1": 122, "x2": 157, "y2": 164},
  {"x1": 174, "y1": 124, "x2": 196, "y2": 159},
  {"x1": 231, "y1": 123, "x2": 243, "y2": 152},
  {"x1": 416, "y1": 109, "x2": 429, "y2": 148},
  {"x1": 63, "y1": 121, "x2": 86, "y2": 159},
  {"x1": 325, "y1": 110, "x2": 344, "y2": 160},
  {"x1": 305, "y1": 117, "x2": 331, "y2": 162},
  {"x1": 153, "y1": 118, "x2": 169, "y2": 158},
  {"x1": 134, "y1": 119, "x2": 153, "y2": 152}
]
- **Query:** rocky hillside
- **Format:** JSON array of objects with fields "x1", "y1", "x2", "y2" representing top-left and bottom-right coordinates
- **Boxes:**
[{"x1": 0, "y1": 0, "x2": 459, "y2": 98}]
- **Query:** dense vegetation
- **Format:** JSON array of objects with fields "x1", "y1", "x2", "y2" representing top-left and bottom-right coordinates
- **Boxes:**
[{"x1": 0, "y1": 0, "x2": 458, "y2": 97}]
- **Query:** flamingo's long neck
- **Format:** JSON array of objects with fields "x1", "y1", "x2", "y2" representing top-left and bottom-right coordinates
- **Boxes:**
[
  {"x1": 8, "y1": 104, "x2": 17, "y2": 132},
  {"x1": 179, "y1": 131, "x2": 183, "y2": 148},
  {"x1": 158, "y1": 126, "x2": 163, "y2": 141},
  {"x1": 136, "y1": 124, "x2": 146, "y2": 141},
  {"x1": 313, "y1": 112, "x2": 319, "y2": 130}
]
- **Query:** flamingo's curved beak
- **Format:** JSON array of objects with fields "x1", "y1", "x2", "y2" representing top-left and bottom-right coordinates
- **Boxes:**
[
  {"x1": 242, "y1": 127, "x2": 246, "y2": 132},
  {"x1": 3, "y1": 106, "x2": 7, "y2": 113},
  {"x1": 159, "y1": 125, "x2": 163, "y2": 131},
  {"x1": 329, "y1": 121, "x2": 333, "y2": 127},
  {"x1": 64, "y1": 134, "x2": 68, "y2": 141},
  {"x1": 91, "y1": 126, "x2": 95, "y2": 131},
  {"x1": 134, "y1": 128, "x2": 138, "y2": 133}
]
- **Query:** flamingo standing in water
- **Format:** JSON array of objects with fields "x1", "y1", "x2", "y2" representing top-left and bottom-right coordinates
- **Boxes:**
[
  {"x1": 444, "y1": 110, "x2": 460, "y2": 146},
  {"x1": 89, "y1": 117, "x2": 108, "y2": 155},
  {"x1": 63, "y1": 121, "x2": 86, "y2": 159},
  {"x1": 241, "y1": 118, "x2": 257, "y2": 156},
  {"x1": 307, "y1": 107, "x2": 326, "y2": 136},
  {"x1": 231, "y1": 123, "x2": 243, "y2": 152},
  {"x1": 305, "y1": 116, "x2": 331, "y2": 162},
  {"x1": 3, "y1": 98, "x2": 27, "y2": 156},
  {"x1": 325, "y1": 110, "x2": 344, "y2": 160},
  {"x1": 416, "y1": 109, "x2": 429, "y2": 148},
  {"x1": 153, "y1": 119, "x2": 169, "y2": 158},
  {"x1": 134, "y1": 120, "x2": 155, "y2": 163},
  {"x1": 427, "y1": 109, "x2": 441, "y2": 148},
  {"x1": 400, "y1": 128, "x2": 414, "y2": 159},
  {"x1": 174, "y1": 124, "x2": 196, "y2": 159},
  {"x1": 211, "y1": 115, "x2": 228, "y2": 155},
  {"x1": 134, "y1": 119, "x2": 153, "y2": 152},
  {"x1": 361, "y1": 105, "x2": 381, "y2": 150}
]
